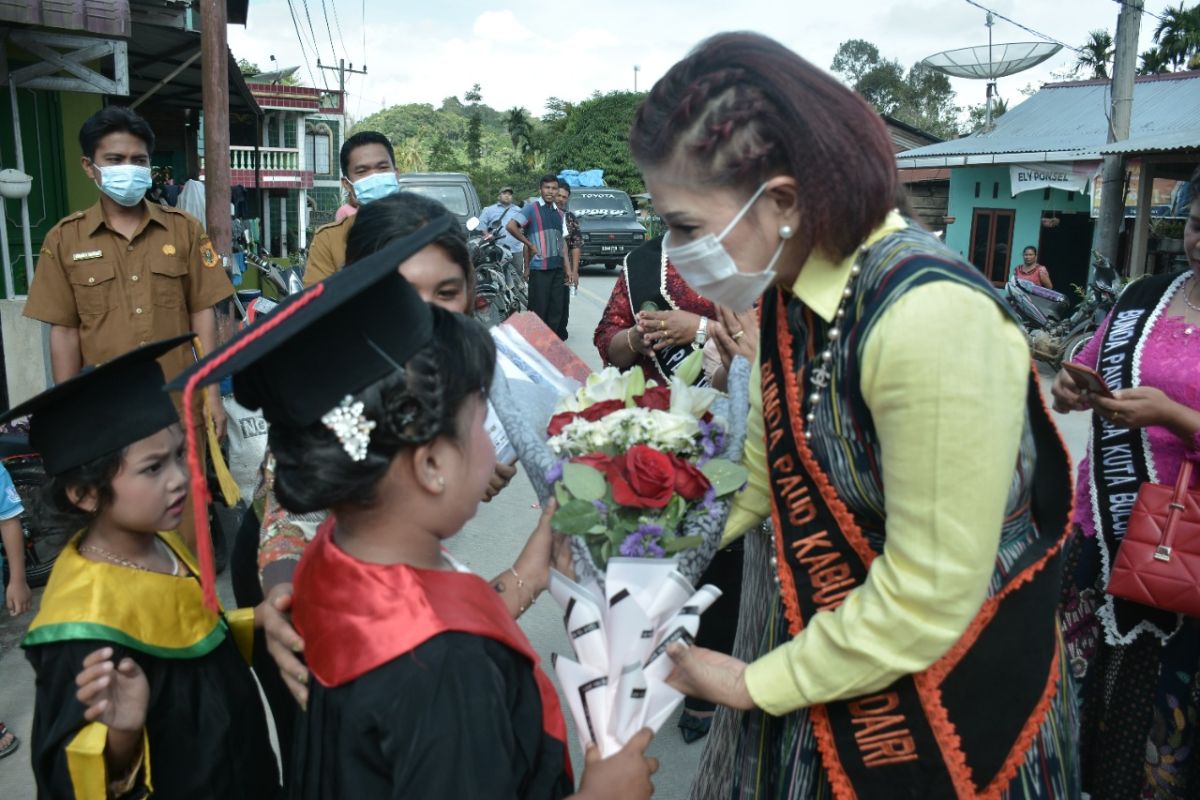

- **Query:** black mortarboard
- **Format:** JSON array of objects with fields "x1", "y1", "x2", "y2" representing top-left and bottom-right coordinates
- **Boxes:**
[
  {"x1": 167, "y1": 216, "x2": 450, "y2": 611},
  {"x1": 168, "y1": 215, "x2": 448, "y2": 426},
  {"x1": 0, "y1": 336, "x2": 192, "y2": 476}
]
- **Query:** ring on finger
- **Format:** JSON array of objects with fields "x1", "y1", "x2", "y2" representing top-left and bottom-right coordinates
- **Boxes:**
[
  {"x1": 660, "y1": 320, "x2": 666, "y2": 331},
  {"x1": 732, "y1": 329, "x2": 746, "y2": 340}
]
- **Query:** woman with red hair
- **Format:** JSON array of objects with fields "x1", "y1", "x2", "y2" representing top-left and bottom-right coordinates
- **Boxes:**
[{"x1": 632, "y1": 33, "x2": 1078, "y2": 799}]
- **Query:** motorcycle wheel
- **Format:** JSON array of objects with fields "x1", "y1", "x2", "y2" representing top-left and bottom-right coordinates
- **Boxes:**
[
  {"x1": 1058, "y1": 329, "x2": 1096, "y2": 369},
  {"x1": 0, "y1": 454, "x2": 59, "y2": 588}
]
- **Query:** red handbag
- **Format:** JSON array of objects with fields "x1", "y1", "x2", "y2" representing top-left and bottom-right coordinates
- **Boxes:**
[{"x1": 1107, "y1": 459, "x2": 1200, "y2": 617}]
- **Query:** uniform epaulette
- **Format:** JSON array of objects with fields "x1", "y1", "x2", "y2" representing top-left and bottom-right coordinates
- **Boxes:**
[
  {"x1": 48, "y1": 211, "x2": 87, "y2": 233},
  {"x1": 314, "y1": 216, "x2": 353, "y2": 235}
]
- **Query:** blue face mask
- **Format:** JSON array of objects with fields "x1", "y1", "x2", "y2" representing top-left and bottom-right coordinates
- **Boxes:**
[
  {"x1": 94, "y1": 164, "x2": 152, "y2": 207},
  {"x1": 351, "y1": 171, "x2": 400, "y2": 206}
]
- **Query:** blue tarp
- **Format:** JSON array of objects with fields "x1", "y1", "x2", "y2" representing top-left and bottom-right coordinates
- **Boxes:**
[{"x1": 557, "y1": 169, "x2": 606, "y2": 188}]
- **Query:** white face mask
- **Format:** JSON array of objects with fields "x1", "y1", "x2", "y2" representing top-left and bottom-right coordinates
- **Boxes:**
[{"x1": 663, "y1": 182, "x2": 786, "y2": 312}]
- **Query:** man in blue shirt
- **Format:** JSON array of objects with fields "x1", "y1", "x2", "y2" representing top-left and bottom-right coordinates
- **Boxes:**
[
  {"x1": 507, "y1": 174, "x2": 568, "y2": 338},
  {"x1": 478, "y1": 187, "x2": 525, "y2": 275}
]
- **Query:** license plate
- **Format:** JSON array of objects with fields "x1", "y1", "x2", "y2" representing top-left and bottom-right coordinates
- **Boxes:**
[{"x1": 601, "y1": 245, "x2": 622, "y2": 253}]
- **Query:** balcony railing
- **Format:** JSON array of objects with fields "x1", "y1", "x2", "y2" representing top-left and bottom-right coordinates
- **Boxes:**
[{"x1": 201, "y1": 146, "x2": 302, "y2": 172}]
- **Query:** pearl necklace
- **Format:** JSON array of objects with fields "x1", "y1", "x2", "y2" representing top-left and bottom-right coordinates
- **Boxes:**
[{"x1": 1185, "y1": 274, "x2": 1200, "y2": 315}]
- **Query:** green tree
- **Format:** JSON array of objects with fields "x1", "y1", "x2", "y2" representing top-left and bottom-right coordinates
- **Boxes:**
[
  {"x1": 394, "y1": 137, "x2": 427, "y2": 172},
  {"x1": 965, "y1": 97, "x2": 1009, "y2": 132},
  {"x1": 1075, "y1": 30, "x2": 1114, "y2": 79},
  {"x1": 1153, "y1": 3, "x2": 1200, "y2": 69},
  {"x1": 464, "y1": 84, "x2": 483, "y2": 168},
  {"x1": 428, "y1": 138, "x2": 461, "y2": 172},
  {"x1": 544, "y1": 91, "x2": 647, "y2": 195},
  {"x1": 830, "y1": 40, "x2": 960, "y2": 139},
  {"x1": 1139, "y1": 47, "x2": 1172, "y2": 74}
]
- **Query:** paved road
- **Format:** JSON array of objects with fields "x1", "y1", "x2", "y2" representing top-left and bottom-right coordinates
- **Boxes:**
[{"x1": 0, "y1": 265, "x2": 1090, "y2": 799}]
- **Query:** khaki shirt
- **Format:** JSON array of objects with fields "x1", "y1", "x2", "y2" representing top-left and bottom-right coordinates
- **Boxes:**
[
  {"x1": 24, "y1": 201, "x2": 233, "y2": 388},
  {"x1": 303, "y1": 215, "x2": 354, "y2": 287}
]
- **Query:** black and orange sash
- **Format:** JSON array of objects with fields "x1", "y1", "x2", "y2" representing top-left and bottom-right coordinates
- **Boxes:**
[{"x1": 761, "y1": 287, "x2": 1072, "y2": 799}]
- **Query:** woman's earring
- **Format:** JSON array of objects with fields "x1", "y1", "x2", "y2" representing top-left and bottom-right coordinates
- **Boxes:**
[
  {"x1": 779, "y1": 224, "x2": 794, "y2": 240},
  {"x1": 436, "y1": 476, "x2": 446, "y2": 489}
]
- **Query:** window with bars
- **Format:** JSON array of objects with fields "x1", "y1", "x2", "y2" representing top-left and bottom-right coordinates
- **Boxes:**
[{"x1": 305, "y1": 125, "x2": 332, "y2": 175}]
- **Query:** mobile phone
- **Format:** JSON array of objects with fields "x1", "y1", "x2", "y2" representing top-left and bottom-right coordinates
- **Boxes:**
[{"x1": 1062, "y1": 361, "x2": 1114, "y2": 398}]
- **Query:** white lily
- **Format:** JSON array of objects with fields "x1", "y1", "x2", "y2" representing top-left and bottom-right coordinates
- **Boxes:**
[{"x1": 667, "y1": 376, "x2": 719, "y2": 419}]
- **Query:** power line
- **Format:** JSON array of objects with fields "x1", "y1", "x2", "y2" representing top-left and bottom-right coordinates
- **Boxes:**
[
  {"x1": 299, "y1": 0, "x2": 331, "y2": 90},
  {"x1": 961, "y1": 0, "x2": 1084, "y2": 54},
  {"x1": 1112, "y1": 0, "x2": 1164, "y2": 24},
  {"x1": 330, "y1": 0, "x2": 350, "y2": 62},
  {"x1": 319, "y1": 0, "x2": 340, "y2": 65},
  {"x1": 285, "y1": 0, "x2": 320, "y2": 88}
]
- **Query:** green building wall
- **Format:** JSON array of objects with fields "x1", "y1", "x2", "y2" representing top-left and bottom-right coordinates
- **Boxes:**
[{"x1": 944, "y1": 166, "x2": 1092, "y2": 279}]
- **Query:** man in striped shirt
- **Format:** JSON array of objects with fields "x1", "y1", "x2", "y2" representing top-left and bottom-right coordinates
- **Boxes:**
[{"x1": 507, "y1": 174, "x2": 568, "y2": 338}]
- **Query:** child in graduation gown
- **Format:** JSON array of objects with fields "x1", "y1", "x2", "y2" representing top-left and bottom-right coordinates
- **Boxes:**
[
  {"x1": 7, "y1": 336, "x2": 280, "y2": 799},
  {"x1": 173, "y1": 218, "x2": 659, "y2": 799}
]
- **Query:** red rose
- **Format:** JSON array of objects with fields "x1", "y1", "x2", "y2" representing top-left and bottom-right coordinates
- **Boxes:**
[
  {"x1": 547, "y1": 411, "x2": 580, "y2": 437},
  {"x1": 579, "y1": 399, "x2": 627, "y2": 422},
  {"x1": 635, "y1": 386, "x2": 672, "y2": 411},
  {"x1": 571, "y1": 452, "x2": 614, "y2": 472},
  {"x1": 607, "y1": 445, "x2": 676, "y2": 509},
  {"x1": 669, "y1": 455, "x2": 711, "y2": 501}
]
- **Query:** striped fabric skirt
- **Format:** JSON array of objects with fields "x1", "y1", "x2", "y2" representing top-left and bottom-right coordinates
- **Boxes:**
[{"x1": 690, "y1": 525, "x2": 1081, "y2": 800}]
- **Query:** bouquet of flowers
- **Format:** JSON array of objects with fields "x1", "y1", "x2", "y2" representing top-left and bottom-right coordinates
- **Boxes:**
[{"x1": 491, "y1": 345, "x2": 752, "y2": 754}]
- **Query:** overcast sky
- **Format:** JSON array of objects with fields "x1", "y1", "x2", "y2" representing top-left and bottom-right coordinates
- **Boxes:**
[{"x1": 227, "y1": 0, "x2": 1168, "y2": 122}]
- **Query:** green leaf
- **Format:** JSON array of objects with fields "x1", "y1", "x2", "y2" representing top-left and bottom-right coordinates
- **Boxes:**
[
  {"x1": 624, "y1": 366, "x2": 646, "y2": 404},
  {"x1": 554, "y1": 482, "x2": 573, "y2": 507},
  {"x1": 702, "y1": 459, "x2": 750, "y2": 497},
  {"x1": 562, "y1": 463, "x2": 607, "y2": 502},
  {"x1": 552, "y1": 499, "x2": 603, "y2": 536},
  {"x1": 663, "y1": 535, "x2": 702, "y2": 554},
  {"x1": 675, "y1": 349, "x2": 705, "y2": 386}
]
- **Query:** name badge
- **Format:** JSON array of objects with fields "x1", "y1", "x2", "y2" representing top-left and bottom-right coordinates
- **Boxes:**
[{"x1": 72, "y1": 250, "x2": 103, "y2": 262}]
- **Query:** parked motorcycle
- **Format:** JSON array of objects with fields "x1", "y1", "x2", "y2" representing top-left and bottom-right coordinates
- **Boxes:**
[
  {"x1": 467, "y1": 216, "x2": 528, "y2": 327},
  {"x1": 0, "y1": 430, "x2": 55, "y2": 588},
  {"x1": 1006, "y1": 251, "x2": 1120, "y2": 367}
]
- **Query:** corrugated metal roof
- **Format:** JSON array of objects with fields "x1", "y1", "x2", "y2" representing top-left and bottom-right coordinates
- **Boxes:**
[
  {"x1": 1095, "y1": 130, "x2": 1200, "y2": 154},
  {"x1": 896, "y1": 72, "x2": 1200, "y2": 166}
]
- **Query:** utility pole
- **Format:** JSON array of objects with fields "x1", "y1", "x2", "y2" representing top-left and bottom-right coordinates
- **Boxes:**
[
  {"x1": 317, "y1": 58, "x2": 367, "y2": 108},
  {"x1": 634, "y1": 64, "x2": 640, "y2": 92},
  {"x1": 200, "y1": 0, "x2": 231, "y2": 265},
  {"x1": 1095, "y1": 0, "x2": 1142, "y2": 271}
]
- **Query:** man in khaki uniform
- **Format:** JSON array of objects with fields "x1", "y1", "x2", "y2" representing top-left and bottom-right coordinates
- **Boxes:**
[
  {"x1": 303, "y1": 131, "x2": 401, "y2": 286},
  {"x1": 24, "y1": 106, "x2": 232, "y2": 550}
]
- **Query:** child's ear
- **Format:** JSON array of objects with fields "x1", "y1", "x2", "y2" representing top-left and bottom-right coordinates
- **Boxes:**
[
  {"x1": 66, "y1": 484, "x2": 101, "y2": 514},
  {"x1": 410, "y1": 440, "x2": 448, "y2": 495}
]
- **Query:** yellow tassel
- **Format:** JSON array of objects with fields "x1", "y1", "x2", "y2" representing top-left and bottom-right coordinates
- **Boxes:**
[{"x1": 194, "y1": 336, "x2": 241, "y2": 507}]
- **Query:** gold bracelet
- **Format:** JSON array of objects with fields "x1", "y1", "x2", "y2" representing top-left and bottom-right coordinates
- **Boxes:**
[
  {"x1": 625, "y1": 328, "x2": 636, "y2": 353},
  {"x1": 510, "y1": 566, "x2": 531, "y2": 614}
]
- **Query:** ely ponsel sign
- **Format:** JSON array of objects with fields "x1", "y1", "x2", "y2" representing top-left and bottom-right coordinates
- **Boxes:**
[{"x1": 1009, "y1": 163, "x2": 1093, "y2": 197}]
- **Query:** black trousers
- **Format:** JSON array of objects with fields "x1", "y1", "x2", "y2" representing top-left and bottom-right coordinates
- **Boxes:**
[{"x1": 528, "y1": 268, "x2": 567, "y2": 340}]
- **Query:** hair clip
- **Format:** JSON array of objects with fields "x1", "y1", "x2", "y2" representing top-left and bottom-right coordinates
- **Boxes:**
[{"x1": 321, "y1": 395, "x2": 377, "y2": 462}]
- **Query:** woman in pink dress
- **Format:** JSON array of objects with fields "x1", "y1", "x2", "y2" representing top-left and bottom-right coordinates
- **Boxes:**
[
  {"x1": 1055, "y1": 165, "x2": 1200, "y2": 799},
  {"x1": 1015, "y1": 245, "x2": 1053, "y2": 288}
]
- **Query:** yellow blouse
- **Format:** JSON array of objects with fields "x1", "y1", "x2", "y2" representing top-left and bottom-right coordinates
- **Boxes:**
[{"x1": 723, "y1": 216, "x2": 1031, "y2": 715}]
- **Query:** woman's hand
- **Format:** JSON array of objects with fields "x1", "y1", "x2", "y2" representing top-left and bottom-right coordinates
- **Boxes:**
[
  {"x1": 75, "y1": 647, "x2": 149, "y2": 733},
  {"x1": 666, "y1": 642, "x2": 755, "y2": 711},
  {"x1": 1050, "y1": 369, "x2": 1091, "y2": 414},
  {"x1": 574, "y1": 728, "x2": 659, "y2": 800},
  {"x1": 483, "y1": 461, "x2": 517, "y2": 503},
  {"x1": 637, "y1": 310, "x2": 700, "y2": 352},
  {"x1": 258, "y1": 583, "x2": 308, "y2": 706},
  {"x1": 509, "y1": 500, "x2": 572, "y2": 596},
  {"x1": 711, "y1": 306, "x2": 759, "y2": 368},
  {"x1": 1091, "y1": 387, "x2": 1188, "y2": 431}
]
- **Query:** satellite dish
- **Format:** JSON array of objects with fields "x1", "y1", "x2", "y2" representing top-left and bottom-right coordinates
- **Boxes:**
[
  {"x1": 922, "y1": 42, "x2": 1062, "y2": 80},
  {"x1": 921, "y1": 12, "x2": 1064, "y2": 131}
]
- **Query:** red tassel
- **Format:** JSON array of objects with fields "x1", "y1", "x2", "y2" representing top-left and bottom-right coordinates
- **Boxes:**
[{"x1": 183, "y1": 284, "x2": 326, "y2": 612}]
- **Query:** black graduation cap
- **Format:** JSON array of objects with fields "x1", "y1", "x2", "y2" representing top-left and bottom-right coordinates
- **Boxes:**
[
  {"x1": 0, "y1": 335, "x2": 192, "y2": 476},
  {"x1": 168, "y1": 215, "x2": 449, "y2": 427}
]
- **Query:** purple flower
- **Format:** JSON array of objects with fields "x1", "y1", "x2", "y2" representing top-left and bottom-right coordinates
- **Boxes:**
[
  {"x1": 701, "y1": 486, "x2": 717, "y2": 513},
  {"x1": 697, "y1": 419, "x2": 727, "y2": 465},
  {"x1": 619, "y1": 523, "x2": 666, "y2": 558},
  {"x1": 592, "y1": 499, "x2": 609, "y2": 515},
  {"x1": 544, "y1": 460, "x2": 564, "y2": 484}
]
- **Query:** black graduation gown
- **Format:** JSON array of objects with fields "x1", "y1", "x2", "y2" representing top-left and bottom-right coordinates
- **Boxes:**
[
  {"x1": 290, "y1": 631, "x2": 572, "y2": 799},
  {"x1": 26, "y1": 635, "x2": 282, "y2": 799}
]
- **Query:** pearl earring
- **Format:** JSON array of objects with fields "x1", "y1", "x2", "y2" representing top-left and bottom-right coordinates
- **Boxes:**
[{"x1": 779, "y1": 224, "x2": 794, "y2": 240}]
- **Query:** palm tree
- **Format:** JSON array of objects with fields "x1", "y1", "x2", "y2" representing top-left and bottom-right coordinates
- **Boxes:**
[
  {"x1": 1139, "y1": 47, "x2": 1172, "y2": 75},
  {"x1": 393, "y1": 137, "x2": 427, "y2": 173},
  {"x1": 1153, "y1": 3, "x2": 1200, "y2": 69},
  {"x1": 506, "y1": 107, "x2": 533, "y2": 155},
  {"x1": 1076, "y1": 30, "x2": 1114, "y2": 79}
]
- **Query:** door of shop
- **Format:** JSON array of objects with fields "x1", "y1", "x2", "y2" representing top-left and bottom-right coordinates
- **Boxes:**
[{"x1": 968, "y1": 208, "x2": 1015, "y2": 286}]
